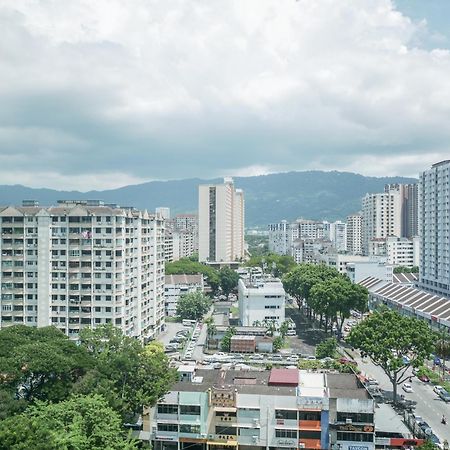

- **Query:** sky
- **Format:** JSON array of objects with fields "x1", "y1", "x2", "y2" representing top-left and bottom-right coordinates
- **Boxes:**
[{"x1": 1, "y1": 0, "x2": 450, "y2": 191}]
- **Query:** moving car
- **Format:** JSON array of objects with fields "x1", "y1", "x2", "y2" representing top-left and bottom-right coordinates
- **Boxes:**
[{"x1": 402, "y1": 383, "x2": 413, "y2": 393}]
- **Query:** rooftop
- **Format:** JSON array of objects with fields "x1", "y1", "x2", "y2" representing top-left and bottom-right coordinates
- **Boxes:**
[
  {"x1": 165, "y1": 274, "x2": 203, "y2": 285},
  {"x1": 268, "y1": 368, "x2": 299, "y2": 386},
  {"x1": 327, "y1": 373, "x2": 370, "y2": 400}
]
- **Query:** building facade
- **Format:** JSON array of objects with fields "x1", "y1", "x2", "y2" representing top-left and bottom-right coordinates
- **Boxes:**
[
  {"x1": 238, "y1": 277, "x2": 286, "y2": 327},
  {"x1": 164, "y1": 274, "x2": 204, "y2": 317},
  {"x1": 346, "y1": 214, "x2": 363, "y2": 255},
  {"x1": 361, "y1": 185, "x2": 402, "y2": 256},
  {"x1": 199, "y1": 178, "x2": 245, "y2": 263},
  {"x1": 146, "y1": 368, "x2": 375, "y2": 450},
  {"x1": 0, "y1": 201, "x2": 165, "y2": 341},
  {"x1": 386, "y1": 237, "x2": 420, "y2": 268},
  {"x1": 419, "y1": 160, "x2": 450, "y2": 297}
]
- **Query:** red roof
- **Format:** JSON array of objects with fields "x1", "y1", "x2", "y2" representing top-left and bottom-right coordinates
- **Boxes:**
[{"x1": 268, "y1": 368, "x2": 299, "y2": 387}]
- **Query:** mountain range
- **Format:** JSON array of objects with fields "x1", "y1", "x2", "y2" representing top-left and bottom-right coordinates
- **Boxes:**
[{"x1": 0, "y1": 171, "x2": 417, "y2": 227}]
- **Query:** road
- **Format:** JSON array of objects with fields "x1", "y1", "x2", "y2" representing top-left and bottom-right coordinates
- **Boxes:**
[{"x1": 350, "y1": 349, "x2": 450, "y2": 442}]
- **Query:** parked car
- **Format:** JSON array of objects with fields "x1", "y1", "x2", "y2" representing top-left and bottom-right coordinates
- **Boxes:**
[
  {"x1": 433, "y1": 385, "x2": 445, "y2": 394},
  {"x1": 438, "y1": 389, "x2": 450, "y2": 402},
  {"x1": 417, "y1": 421, "x2": 433, "y2": 436},
  {"x1": 402, "y1": 383, "x2": 413, "y2": 393},
  {"x1": 418, "y1": 374, "x2": 430, "y2": 383},
  {"x1": 339, "y1": 357, "x2": 357, "y2": 366},
  {"x1": 287, "y1": 355, "x2": 299, "y2": 362}
]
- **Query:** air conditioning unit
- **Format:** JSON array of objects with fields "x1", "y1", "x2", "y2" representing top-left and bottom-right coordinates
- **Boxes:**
[
  {"x1": 252, "y1": 436, "x2": 258, "y2": 443},
  {"x1": 346, "y1": 418, "x2": 352, "y2": 424},
  {"x1": 252, "y1": 418, "x2": 260, "y2": 427},
  {"x1": 299, "y1": 444, "x2": 305, "y2": 448}
]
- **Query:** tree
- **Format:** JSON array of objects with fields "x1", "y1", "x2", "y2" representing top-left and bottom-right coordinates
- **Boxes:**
[
  {"x1": 0, "y1": 394, "x2": 138, "y2": 450},
  {"x1": 347, "y1": 308, "x2": 435, "y2": 403},
  {"x1": 435, "y1": 330, "x2": 450, "y2": 379},
  {"x1": 310, "y1": 277, "x2": 367, "y2": 337},
  {"x1": 316, "y1": 338, "x2": 337, "y2": 359},
  {"x1": 418, "y1": 441, "x2": 439, "y2": 450},
  {"x1": 77, "y1": 325, "x2": 177, "y2": 420},
  {"x1": 0, "y1": 325, "x2": 91, "y2": 404},
  {"x1": 218, "y1": 267, "x2": 240, "y2": 299},
  {"x1": 247, "y1": 253, "x2": 296, "y2": 277},
  {"x1": 221, "y1": 327, "x2": 236, "y2": 352},
  {"x1": 273, "y1": 336, "x2": 284, "y2": 352},
  {"x1": 176, "y1": 291, "x2": 211, "y2": 320},
  {"x1": 393, "y1": 266, "x2": 419, "y2": 274},
  {"x1": 279, "y1": 320, "x2": 290, "y2": 338}
]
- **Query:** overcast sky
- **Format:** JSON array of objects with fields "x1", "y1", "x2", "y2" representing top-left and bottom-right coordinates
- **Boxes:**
[{"x1": 1, "y1": 0, "x2": 450, "y2": 190}]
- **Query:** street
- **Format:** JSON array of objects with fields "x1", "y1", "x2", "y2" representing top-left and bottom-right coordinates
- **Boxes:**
[{"x1": 350, "y1": 349, "x2": 450, "y2": 443}]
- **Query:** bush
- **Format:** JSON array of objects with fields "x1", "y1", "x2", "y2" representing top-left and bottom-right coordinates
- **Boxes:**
[{"x1": 316, "y1": 338, "x2": 337, "y2": 359}]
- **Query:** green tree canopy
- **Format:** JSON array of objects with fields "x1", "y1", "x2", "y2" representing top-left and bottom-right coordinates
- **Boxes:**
[
  {"x1": 0, "y1": 394, "x2": 138, "y2": 450},
  {"x1": 0, "y1": 325, "x2": 91, "y2": 404},
  {"x1": 316, "y1": 338, "x2": 337, "y2": 359},
  {"x1": 221, "y1": 327, "x2": 236, "y2": 352},
  {"x1": 247, "y1": 253, "x2": 296, "y2": 277},
  {"x1": 218, "y1": 267, "x2": 240, "y2": 299},
  {"x1": 347, "y1": 308, "x2": 435, "y2": 402},
  {"x1": 176, "y1": 291, "x2": 211, "y2": 320},
  {"x1": 76, "y1": 325, "x2": 177, "y2": 420}
]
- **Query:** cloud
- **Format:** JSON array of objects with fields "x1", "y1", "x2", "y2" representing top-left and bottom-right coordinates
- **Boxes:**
[{"x1": 0, "y1": 0, "x2": 449, "y2": 189}]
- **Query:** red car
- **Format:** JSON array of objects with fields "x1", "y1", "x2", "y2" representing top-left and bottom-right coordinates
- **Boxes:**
[
  {"x1": 339, "y1": 357, "x2": 357, "y2": 366},
  {"x1": 418, "y1": 374, "x2": 430, "y2": 382}
]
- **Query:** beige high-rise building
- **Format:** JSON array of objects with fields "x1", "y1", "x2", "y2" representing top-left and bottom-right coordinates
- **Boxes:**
[
  {"x1": 361, "y1": 185, "x2": 402, "y2": 255},
  {"x1": 198, "y1": 178, "x2": 245, "y2": 263}
]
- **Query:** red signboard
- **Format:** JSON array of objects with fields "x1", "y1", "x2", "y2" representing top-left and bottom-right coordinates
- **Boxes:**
[{"x1": 390, "y1": 438, "x2": 425, "y2": 447}]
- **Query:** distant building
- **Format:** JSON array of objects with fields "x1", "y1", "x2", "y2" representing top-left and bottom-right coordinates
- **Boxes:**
[
  {"x1": 164, "y1": 274, "x2": 204, "y2": 317},
  {"x1": 346, "y1": 214, "x2": 363, "y2": 255},
  {"x1": 346, "y1": 261, "x2": 393, "y2": 284},
  {"x1": 0, "y1": 201, "x2": 165, "y2": 341},
  {"x1": 419, "y1": 160, "x2": 450, "y2": 297},
  {"x1": 156, "y1": 207, "x2": 171, "y2": 220},
  {"x1": 198, "y1": 178, "x2": 245, "y2": 263},
  {"x1": 328, "y1": 221, "x2": 347, "y2": 252},
  {"x1": 321, "y1": 253, "x2": 386, "y2": 276},
  {"x1": 238, "y1": 277, "x2": 286, "y2": 327},
  {"x1": 386, "y1": 236, "x2": 420, "y2": 268}
]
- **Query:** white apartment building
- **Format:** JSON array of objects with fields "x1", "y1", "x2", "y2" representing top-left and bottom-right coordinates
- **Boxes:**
[
  {"x1": 346, "y1": 261, "x2": 393, "y2": 284},
  {"x1": 0, "y1": 200, "x2": 165, "y2": 341},
  {"x1": 361, "y1": 185, "x2": 402, "y2": 255},
  {"x1": 199, "y1": 178, "x2": 245, "y2": 263},
  {"x1": 156, "y1": 207, "x2": 171, "y2": 220},
  {"x1": 419, "y1": 160, "x2": 450, "y2": 297},
  {"x1": 386, "y1": 236, "x2": 420, "y2": 268},
  {"x1": 268, "y1": 220, "x2": 290, "y2": 254},
  {"x1": 174, "y1": 214, "x2": 199, "y2": 253},
  {"x1": 346, "y1": 214, "x2": 362, "y2": 255},
  {"x1": 321, "y1": 254, "x2": 386, "y2": 276},
  {"x1": 328, "y1": 221, "x2": 347, "y2": 252},
  {"x1": 238, "y1": 277, "x2": 286, "y2": 327},
  {"x1": 164, "y1": 227, "x2": 175, "y2": 262},
  {"x1": 164, "y1": 274, "x2": 204, "y2": 316}
]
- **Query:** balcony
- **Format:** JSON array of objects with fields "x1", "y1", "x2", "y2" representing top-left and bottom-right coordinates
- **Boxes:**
[{"x1": 299, "y1": 420, "x2": 321, "y2": 431}]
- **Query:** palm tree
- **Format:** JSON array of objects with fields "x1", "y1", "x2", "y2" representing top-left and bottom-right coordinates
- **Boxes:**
[{"x1": 204, "y1": 317, "x2": 217, "y2": 348}]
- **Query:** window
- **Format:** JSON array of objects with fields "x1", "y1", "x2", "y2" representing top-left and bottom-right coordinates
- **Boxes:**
[
  {"x1": 275, "y1": 410, "x2": 297, "y2": 420},
  {"x1": 157, "y1": 423, "x2": 178, "y2": 432},
  {"x1": 157, "y1": 404, "x2": 178, "y2": 415},
  {"x1": 300, "y1": 431, "x2": 321, "y2": 439},
  {"x1": 336, "y1": 412, "x2": 374, "y2": 423},
  {"x1": 180, "y1": 405, "x2": 200, "y2": 415},
  {"x1": 215, "y1": 426, "x2": 236, "y2": 435},
  {"x1": 275, "y1": 429, "x2": 297, "y2": 438},
  {"x1": 337, "y1": 432, "x2": 374, "y2": 442},
  {"x1": 179, "y1": 424, "x2": 200, "y2": 434}
]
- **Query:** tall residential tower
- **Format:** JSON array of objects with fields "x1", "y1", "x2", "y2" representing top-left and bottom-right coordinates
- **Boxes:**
[
  {"x1": 419, "y1": 161, "x2": 450, "y2": 297},
  {"x1": 198, "y1": 178, "x2": 245, "y2": 263}
]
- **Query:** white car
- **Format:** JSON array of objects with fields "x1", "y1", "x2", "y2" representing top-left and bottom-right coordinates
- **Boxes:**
[
  {"x1": 402, "y1": 383, "x2": 413, "y2": 393},
  {"x1": 287, "y1": 355, "x2": 299, "y2": 362},
  {"x1": 434, "y1": 385, "x2": 444, "y2": 394}
]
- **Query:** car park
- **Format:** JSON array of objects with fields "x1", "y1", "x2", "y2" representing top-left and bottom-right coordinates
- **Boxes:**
[{"x1": 402, "y1": 383, "x2": 413, "y2": 393}]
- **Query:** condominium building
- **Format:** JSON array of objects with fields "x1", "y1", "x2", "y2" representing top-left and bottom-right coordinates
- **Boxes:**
[
  {"x1": 386, "y1": 236, "x2": 420, "y2": 268},
  {"x1": 328, "y1": 221, "x2": 347, "y2": 252},
  {"x1": 419, "y1": 160, "x2": 450, "y2": 297},
  {"x1": 174, "y1": 214, "x2": 199, "y2": 254},
  {"x1": 146, "y1": 367, "x2": 375, "y2": 450},
  {"x1": 361, "y1": 185, "x2": 402, "y2": 256},
  {"x1": 346, "y1": 214, "x2": 362, "y2": 255},
  {"x1": 0, "y1": 200, "x2": 165, "y2": 341},
  {"x1": 401, "y1": 184, "x2": 419, "y2": 238},
  {"x1": 238, "y1": 277, "x2": 286, "y2": 327},
  {"x1": 268, "y1": 220, "x2": 290, "y2": 255},
  {"x1": 199, "y1": 178, "x2": 245, "y2": 263}
]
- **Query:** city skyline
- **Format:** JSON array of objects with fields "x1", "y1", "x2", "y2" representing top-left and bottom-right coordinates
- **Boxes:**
[{"x1": 1, "y1": 0, "x2": 450, "y2": 190}]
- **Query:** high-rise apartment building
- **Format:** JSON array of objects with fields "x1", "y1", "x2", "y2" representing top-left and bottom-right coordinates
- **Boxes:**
[
  {"x1": 0, "y1": 201, "x2": 165, "y2": 341},
  {"x1": 401, "y1": 183, "x2": 419, "y2": 238},
  {"x1": 198, "y1": 178, "x2": 245, "y2": 263},
  {"x1": 346, "y1": 214, "x2": 363, "y2": 255},
  {"x1": 361, "y1": 185, "x2": 402, "y2": 255},
  {"x1": 419, "y1": 160, "x2": 450, "y2": 297},
  {"x1": 328, "y1": 221, "x2": 347, "y2": 252}
]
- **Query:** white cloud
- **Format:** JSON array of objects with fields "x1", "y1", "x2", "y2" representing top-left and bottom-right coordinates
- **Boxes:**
[{"x1": 0, "y1": 0, "x2": 449, "y2": 189}]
